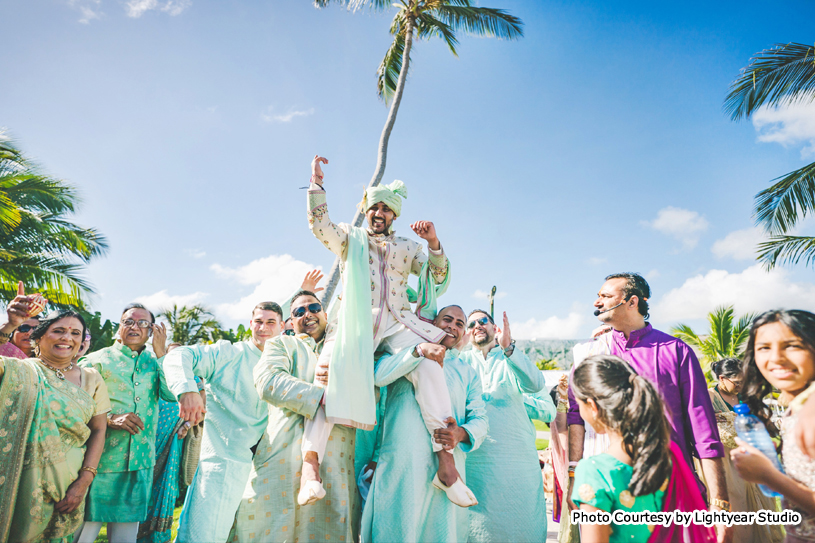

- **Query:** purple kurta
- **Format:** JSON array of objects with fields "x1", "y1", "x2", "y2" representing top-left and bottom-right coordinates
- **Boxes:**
[{"x1": 567, "y1": 324, "x2": 723, "y2": 469}]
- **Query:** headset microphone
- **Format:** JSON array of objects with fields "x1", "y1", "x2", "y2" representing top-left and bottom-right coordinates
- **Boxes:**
[{"x1": 593, "y1": 302, "x2": 624, "y2": 317}]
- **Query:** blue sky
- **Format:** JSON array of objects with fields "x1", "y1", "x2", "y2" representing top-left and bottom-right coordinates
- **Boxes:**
[{"x1": 3, "y1": 0, "x2": 815, "y2": 338}]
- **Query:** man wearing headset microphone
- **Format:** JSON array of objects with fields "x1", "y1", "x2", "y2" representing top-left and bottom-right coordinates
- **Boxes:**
[{"x1": 565, "y1": 273, "x2": 733, "y2": 543}]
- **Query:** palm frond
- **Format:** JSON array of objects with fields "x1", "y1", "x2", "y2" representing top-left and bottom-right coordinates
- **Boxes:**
[
  {"x1": 757, "y1": 234, "x2": 815, "y2": 268},
  {"x1": 671, "y1": 324, "x2": 704, "y2": 350},
  {"x1": 732, "y1": 313, "x2": 756, "y2": 356},
  {"x1": 377, "y1": 24, "x2": 408, "y2": 102},
  {"x1": 754, "y1": 161, "x2": 815, "y2": 235},
  {"x1": 724, "y1": 42, "x2": 815, "y2": 121},
  {"x1": 432, "y1": 4, "x2": 524, "y2": 40},
  {"x1": 416, "y1": 13, "x2": 459, "y2": 55},
  {"x1": 708, "y1": 306, "x2": 734, "y2": 358}
]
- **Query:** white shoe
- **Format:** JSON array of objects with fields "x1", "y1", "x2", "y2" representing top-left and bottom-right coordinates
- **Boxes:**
[
  {"x1": 297, "y1": 480, "x2": 326, "y2": 506},
  {"x1": 432, "y1": 474, "x2": 478, "y2": 508}
]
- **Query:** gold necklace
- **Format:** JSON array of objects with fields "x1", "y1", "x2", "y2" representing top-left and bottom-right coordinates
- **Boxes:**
[{"x1": 40, "y1": 359, "x2": 74, "y2": 380}]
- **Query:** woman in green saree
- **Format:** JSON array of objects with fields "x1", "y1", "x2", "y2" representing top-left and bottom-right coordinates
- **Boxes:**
[{"x1": 0, "y1": 287, "x2": 109, "y2": 543}]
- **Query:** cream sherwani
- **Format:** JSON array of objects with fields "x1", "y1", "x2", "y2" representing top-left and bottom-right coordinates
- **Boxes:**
[{"x1": 229, "y1": 334, "x2": 360, "y2": 543}]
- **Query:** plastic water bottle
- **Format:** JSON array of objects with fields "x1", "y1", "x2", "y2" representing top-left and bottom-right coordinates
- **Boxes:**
[{"x1": 733, "y1": 403, "x2": 784, "y2": 497}]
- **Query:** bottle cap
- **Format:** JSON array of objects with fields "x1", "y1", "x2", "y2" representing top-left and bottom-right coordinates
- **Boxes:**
[{"x1": 734, "y1": 403, "x2": 750, "y2": 415}]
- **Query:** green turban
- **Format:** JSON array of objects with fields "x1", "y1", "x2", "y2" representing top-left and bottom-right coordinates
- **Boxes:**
[{"x1": 359, "y1": 180, "x2": 408, "y2": 217}]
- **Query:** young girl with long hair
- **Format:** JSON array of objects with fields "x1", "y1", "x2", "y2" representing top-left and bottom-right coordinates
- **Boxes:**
[
  {"x1": 731, "y1": 309, "x2": 815, "y2": 543},
  {"x1": 570, "y1": 354, "x2": 714, "y2": 543}
]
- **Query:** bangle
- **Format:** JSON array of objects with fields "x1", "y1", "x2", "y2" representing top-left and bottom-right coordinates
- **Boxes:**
[
  {"x1": 415, "y1": 344, "x2": 425, "y2": 358},
  {"x1": 710, "y1": 498, "x2": 731, "y2": 512},
  {"x1": 80, "y1": 466, "x2": 98, "y2": 476}
]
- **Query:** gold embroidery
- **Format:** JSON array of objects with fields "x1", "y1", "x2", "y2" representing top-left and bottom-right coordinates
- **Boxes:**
[
  {"x1": 578, "y1": 483, "x2": 596, "y2": 502},
  {"x1": 619, "y1": 490, "x2": 635, "y2": 508}
]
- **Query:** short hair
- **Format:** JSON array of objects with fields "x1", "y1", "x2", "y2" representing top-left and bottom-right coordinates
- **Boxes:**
[
  {"x1": 605, "y1": 273, "x2": 650, "y2": 319},
  {"x1": 290, "y1": 290, "x2": 319, "y2": 312},
  {"x1": 252, "y1": 301, "x2": 283, "y2": 319},
  {"x1": 467, "y1": 309, "x2": 494, "y2": 323},
  {"x1": 122, "y1": 303, "x2": 155, "y2": 323},
  {"x1": 437, "y1": 305, "x2": 465, "y2": 318},
  {"x1": 30, "y1": 309, "x2": 88, "y2": 343}
]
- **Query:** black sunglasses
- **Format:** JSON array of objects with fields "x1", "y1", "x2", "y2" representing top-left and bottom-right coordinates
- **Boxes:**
[
  {"x1": 17, "y1": 324, "x2": 35, "y2": 333},
  {"x1": 292, "y1": 303, "x2": 323, "y2": 318},
  {"x1": 467, "y1": 316, "x2": 492, "y2": 329}
]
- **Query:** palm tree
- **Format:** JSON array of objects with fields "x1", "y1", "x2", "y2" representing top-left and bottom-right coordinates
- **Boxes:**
[
  {"x1": 210, "y1": 324, "x2": 253, "y2": 343},
  {"x1": 725, "y1": 43, "x2": 815, "y2": 268},
  {"x1": 671, "y1": 306, "x2": 755, "y2": 375},
  {"x1": 0, "y1": 135, "x2": 108, "y2": 306},
  {"x1": 159, "y1": 304, "x2": 221, "y2": 345},
  {"x1": 312, "y1": 0, "x2": 524, "y2": 302}
]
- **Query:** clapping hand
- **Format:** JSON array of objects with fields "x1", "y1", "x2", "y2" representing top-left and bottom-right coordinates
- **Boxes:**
[
  {"x1": 300, "y1": 270, "x2": 325, "y2": 293},
  {"x1": 311, "y1": 155, "x2": 328, "y2": 185}
]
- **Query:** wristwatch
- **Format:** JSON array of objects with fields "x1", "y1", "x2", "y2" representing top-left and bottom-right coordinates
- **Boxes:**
[{"x1": 503, "y1": 340, "x2": 516, "y2": 357}]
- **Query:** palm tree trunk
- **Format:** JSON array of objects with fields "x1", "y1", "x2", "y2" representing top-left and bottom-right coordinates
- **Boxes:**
[{"x1": 320, "y1": 18, "x2": 415, "y2": 306}]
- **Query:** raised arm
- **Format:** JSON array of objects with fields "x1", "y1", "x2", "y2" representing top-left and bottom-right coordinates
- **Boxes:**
[
  {"x1": 253, "y1": 337, "x2": 324, "y2": 418},
  {"x1": 409, "y1": 221, "x2": 448, "y2": 284},
  {"x1": 307, "y1": 155, "x2": 349, "y2": 259},
  {"x1": 496, "y1": 312, "x2": 545, "y2": 393}
]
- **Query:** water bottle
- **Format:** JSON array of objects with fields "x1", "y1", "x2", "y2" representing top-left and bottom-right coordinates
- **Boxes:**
[{"x1": 733, "y1": 403, "x2": 783, "y2": 497}]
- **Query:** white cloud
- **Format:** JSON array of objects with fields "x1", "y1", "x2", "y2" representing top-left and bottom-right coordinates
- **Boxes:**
[
  {"x1": 645, "y1": 269, "x2": 660, "y2": 280},
  {"x1": 126, "y1": 0, "x2": 191, "y2": 18},
  {"x1": 134, "y1": 290, "x2": 208, "y2": 312},
  {"x1": 513, "y1": 312, "x2": 585, "y2": 340},
  {"x1": 261, "y1": 107, "x2": 315, "y2": 123},
  {"x1": 753, "y1": 101, "x2": 815, "y2": 158},
  {"x1": 472, "y1": 289, "x2": 507, "y2": 301},
  {"x1": 67, "y1": 0, "x2": 102, "y2": 23},
  {"x1": 212, "y1": 254, "x2": 318, "y2": 319},
  {"x1": 653, "y1": 264, "x2": 815, "y2": 322},
  {"x1": 184, "y1": 248, "x2": 206, "y2": 259},
  {"x1": 643, "y1": 206, "x2": 709, "y2": 250},
  {"x1": 711, "y1": 227, "x2": 766, "y2": 260}
]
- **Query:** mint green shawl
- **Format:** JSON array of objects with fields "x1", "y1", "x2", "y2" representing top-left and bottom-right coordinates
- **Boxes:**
[{"x1": 326, "y1": 226, "x2": 376, "y2": 429}]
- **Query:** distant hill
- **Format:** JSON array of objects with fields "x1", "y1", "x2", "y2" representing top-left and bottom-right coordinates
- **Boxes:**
[{"x1": 516, "y1": 339, "x2": 582, "y2": 369}]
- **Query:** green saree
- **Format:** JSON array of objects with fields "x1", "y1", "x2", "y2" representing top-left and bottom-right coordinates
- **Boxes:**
[{"x1": 0, "y1": 357, "x2": 97, "y2": 543}]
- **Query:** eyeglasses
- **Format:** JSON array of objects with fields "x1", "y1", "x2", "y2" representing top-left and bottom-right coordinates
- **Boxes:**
[
  {"x1": 467, "y1": 316, "x2": 491, "y2": 330},
  {"x1": 283, "y1": 329, "x2": 296, "y2": 336},
  {"x1": 16, "y1": 324, "x2": 35, "y2": 333},
  {"x1": 121, "y1": 319, "x2": 152, "y2": 329},
  {"x1": 292, "y1": 303, "x2": 323, "y2": 318},
  {"x1": 723, "y1": 377, "x2": 744, "y2": 388}
]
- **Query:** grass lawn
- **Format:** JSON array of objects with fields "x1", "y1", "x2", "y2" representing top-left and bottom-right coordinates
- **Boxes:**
[
  {"x1": 94, "y1": 507, "x2": 182, "y2": 542},
  {"x1": 536, "y1": 438, "x2": 549, "y2": 450},
  {"x1": 533, "y1": 420, "x2": 549, "y2": 432}
]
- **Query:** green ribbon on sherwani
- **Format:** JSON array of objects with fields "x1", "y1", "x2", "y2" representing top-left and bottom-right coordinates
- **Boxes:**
[{"x1": 326, "y1": 226, "x2": 376, "y2": 428}]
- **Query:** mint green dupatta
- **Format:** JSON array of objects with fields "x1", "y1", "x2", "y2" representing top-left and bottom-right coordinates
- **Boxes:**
[
  {"x1": 326, "y1": 226, "x2": 376, "y2": 430},
  {"x1": 409, "y1": 259, "x2": 451, "y2": 323},
  {"x1": 0, "y1": 359, "x2": 39, "y2": 542}
]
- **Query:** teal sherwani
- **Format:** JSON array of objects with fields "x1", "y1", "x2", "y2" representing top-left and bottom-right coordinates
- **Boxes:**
[
  {"x1": 79, "y1": 342, "x2": 175, "y2": 522},
  {"x1": 230, "y1": 333, "x2": 361, "y2": 542},
  {"x1": 459, "y1": 345, "x2": 555, "y2": 543},
  {"x1": 162, "y1": 340, "x2": 267, "y2": 543},
  {"x1": 361, "y1": 348, "x2": 488, "y2": 543}
]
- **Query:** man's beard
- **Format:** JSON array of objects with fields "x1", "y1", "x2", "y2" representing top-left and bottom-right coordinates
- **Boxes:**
[{"x1": 474, "y1": 333, "x2": 494, "y2": 347}]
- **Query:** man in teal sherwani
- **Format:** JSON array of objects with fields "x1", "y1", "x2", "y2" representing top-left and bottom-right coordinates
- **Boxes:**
[
  {"x1": 230, "y1": 290, "x2": 360, "y2": 542},
  {"x1": 460, "y1": 309, "x2": 555, "y2": 543},
  {"x1": 163, "y1": 301, "x2": 285, "y2": 543},
  {"x1": 360, "y1": 305, "x2": 489, "y2": 543}
]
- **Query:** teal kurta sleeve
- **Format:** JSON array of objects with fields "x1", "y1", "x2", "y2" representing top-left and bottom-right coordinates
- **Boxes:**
[
  {"x1": 253, "y1": 337, "x2": 324, "y2": 419},
  {"x1": 523, "y1": 389, "x2": 556, "y2": 424},
  {"x1": 505, "y1": 348, "x2": 546, "y2": 393},
  {"x1": 459, "y1": 368, "x2": 488, "y2": 454},
  {"x1": 163, "y1": 340, "x2": 236, "y2": 398},
  {"x1": 373, "y1": 348, "x2": 422, "y2": 387}
]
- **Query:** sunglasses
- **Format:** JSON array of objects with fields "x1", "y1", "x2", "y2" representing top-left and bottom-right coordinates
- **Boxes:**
[
  {"x1": 292, "y1": 303, "x2": 323, "y2": 318},
  {"x1": 17, "y1": 324, "x2": 35, "y2": 333},
  {"x1": 467, "y1": 316, "x2": 492, "y2": 329},
  {"x1": 283, "y1": 329, "x2": 296, "y2": 336},
  {"x1": 121, "y1": 319, "x2": 152, "y2": 329}
]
